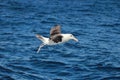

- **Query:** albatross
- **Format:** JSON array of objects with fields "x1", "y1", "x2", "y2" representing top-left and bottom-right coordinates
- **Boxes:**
[{"x1": 36, "y1": 25, "x2": 78, "y2": 53}]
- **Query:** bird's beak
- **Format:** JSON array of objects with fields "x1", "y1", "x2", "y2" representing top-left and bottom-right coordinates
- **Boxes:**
[{"x1": 73, "y1": 36, "x2": 78, "y2": 42}]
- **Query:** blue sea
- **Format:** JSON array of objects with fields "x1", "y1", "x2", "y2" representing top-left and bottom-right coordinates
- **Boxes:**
[{"x1": 0, "y1": 0, "x2": 120, "y2": 80}]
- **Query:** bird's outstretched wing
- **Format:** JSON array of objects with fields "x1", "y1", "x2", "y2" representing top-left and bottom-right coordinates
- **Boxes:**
[
  {"x1": 50, "y1": 25, "x2": 63, "y2": 43},
  {"x1": 51, "y1": 34, "x2": 63, "y2": 43},
  {"x1": 50, "y1": 25, "x2": 61, "y2": 36}
]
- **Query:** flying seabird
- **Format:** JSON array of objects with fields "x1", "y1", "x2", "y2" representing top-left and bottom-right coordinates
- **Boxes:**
[{"x1": 36, "y1": 25, "x2": 78, "y2": 53}]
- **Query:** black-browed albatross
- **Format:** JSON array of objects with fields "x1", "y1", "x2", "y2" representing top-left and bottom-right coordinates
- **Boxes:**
[{"x1": 36, "y1": 25, "x2": 78, "y2": 53}]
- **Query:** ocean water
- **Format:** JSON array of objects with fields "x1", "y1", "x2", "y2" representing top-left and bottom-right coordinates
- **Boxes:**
[{"x1": 0, "y1": 0, "x2": 120, "y2": 80}]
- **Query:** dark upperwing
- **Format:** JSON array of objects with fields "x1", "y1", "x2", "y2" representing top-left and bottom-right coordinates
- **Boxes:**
[
  {"x1": 50, "y1": 25, "x2": 61, "y2": 36},
  {"x1": 50, "y1": 25, "x2": 63, "y2": 43}
]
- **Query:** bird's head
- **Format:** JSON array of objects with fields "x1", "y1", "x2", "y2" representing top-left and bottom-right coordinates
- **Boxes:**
[{"x1": 69, "y1": 34, "x2": 78, "y2": 42}]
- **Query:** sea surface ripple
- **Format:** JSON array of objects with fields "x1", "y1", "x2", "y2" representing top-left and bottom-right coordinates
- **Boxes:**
[{"x1": 0, "y1": 0, "x2": 120, "y2": 80}]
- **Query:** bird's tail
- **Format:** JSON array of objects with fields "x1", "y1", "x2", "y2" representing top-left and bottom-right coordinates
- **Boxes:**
[{"x1": 36, "y1": 34, "x2": 45, "y2": 43}]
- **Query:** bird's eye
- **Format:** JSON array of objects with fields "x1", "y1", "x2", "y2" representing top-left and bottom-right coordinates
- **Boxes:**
[{"x1": 71, "y1": 35, "x2": 73, "y2": 37}]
